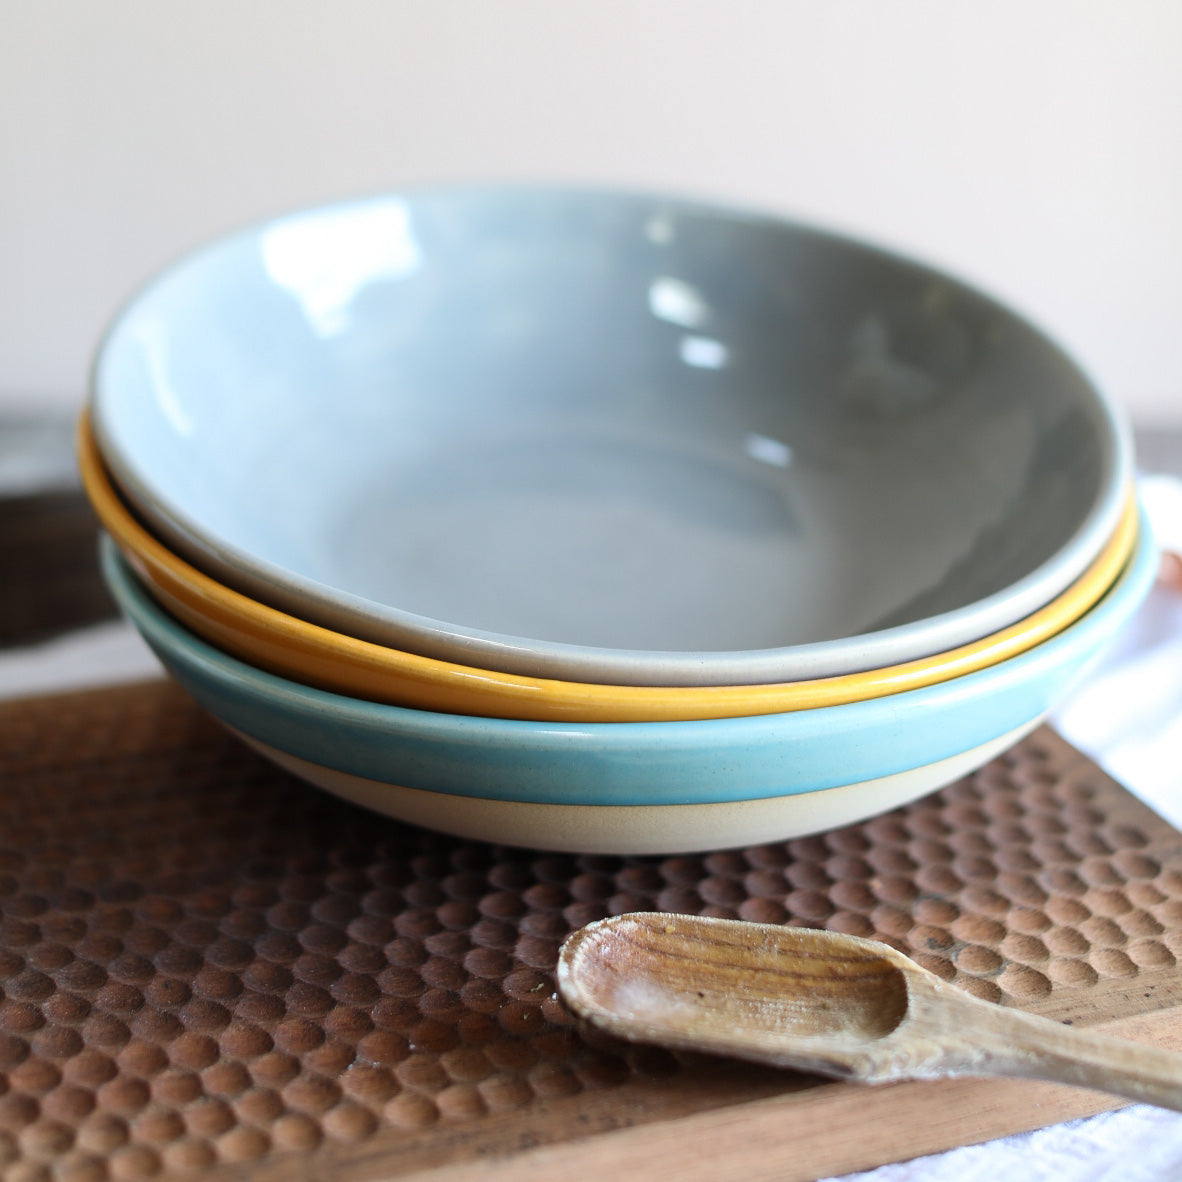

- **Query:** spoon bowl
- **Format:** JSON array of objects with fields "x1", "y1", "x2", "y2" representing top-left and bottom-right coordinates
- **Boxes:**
[{"x1": 557, "y1": 913, "x2": 1182, "y2": 1106}]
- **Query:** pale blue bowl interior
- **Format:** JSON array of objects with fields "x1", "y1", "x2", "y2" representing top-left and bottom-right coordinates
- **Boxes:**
[{"x1": 91, "y1": 186, "x2": 1130, "y2": 687}]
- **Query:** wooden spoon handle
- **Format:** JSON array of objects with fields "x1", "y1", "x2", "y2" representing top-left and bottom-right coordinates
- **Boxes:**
[{"x1": 955, "y1": 1001, "x2": 1182, "y2": 1111}]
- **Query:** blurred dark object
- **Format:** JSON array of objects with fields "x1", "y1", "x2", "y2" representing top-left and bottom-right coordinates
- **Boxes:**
[{"x1": 0, "y1": 412, "x2": 117, "y2": 647}]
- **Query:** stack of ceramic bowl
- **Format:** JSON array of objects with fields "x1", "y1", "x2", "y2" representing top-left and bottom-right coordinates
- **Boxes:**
[{"x1": 83, "y1": 186, "x2": 1154, "y2": 855}]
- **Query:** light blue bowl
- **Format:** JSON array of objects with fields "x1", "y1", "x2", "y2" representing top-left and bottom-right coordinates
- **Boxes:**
[
  {"x1": 101, "y1": 511, "x2": 1156, "y2": 813},
  {"x1": 91, "y1": 186, "x2": 1131, "y2": 688}
]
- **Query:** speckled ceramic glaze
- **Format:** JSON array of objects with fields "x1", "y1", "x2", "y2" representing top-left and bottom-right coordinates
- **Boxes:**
[
  {"x1": 100, "y1": 511, "x2": 1155, "y2": 824},
  {"x1": 90, "y1": 187, "x2": 1131, "y2": 687}
]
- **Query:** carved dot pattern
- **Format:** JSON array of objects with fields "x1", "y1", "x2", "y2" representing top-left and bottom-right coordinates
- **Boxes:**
[{"x1": 1, "y1": 684, "x2": 1180, "y2": 1177}]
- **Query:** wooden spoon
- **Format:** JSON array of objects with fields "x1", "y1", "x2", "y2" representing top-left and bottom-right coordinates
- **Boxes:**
[{"x1": 557, "y1": 912, "x2": 1182, "y2": 1110}]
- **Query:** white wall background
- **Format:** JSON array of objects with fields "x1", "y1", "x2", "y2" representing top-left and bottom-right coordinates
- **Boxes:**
[{"x1": 4, "y1": 0, "x2": 1181, "y2": 423}]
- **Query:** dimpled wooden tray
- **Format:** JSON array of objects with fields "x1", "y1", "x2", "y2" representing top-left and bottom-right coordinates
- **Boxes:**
[{"x1": 3, "y1": 681, "x2": 1182, "y2": 1182}]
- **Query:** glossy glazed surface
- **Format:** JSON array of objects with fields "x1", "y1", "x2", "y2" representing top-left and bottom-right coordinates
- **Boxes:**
[
  {"x1": 81, "y1": 412, "x2": 1138, "y2": 721},
  {"x1": 99, "y1": 511, "x2": 1156, "y2": 807},
  {"x1": 91, "y1": 186, "x2": 1130, "y2": 686}
]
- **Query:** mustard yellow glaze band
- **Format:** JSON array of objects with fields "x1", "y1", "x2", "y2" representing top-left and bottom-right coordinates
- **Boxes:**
[{"x1": 79, "y1": 412, "x2": 1138, "y2": 723}]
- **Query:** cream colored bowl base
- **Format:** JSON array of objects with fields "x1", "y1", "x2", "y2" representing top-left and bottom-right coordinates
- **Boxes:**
[{"x1": 232, "y1": 718, "x2": 1041, "y2": 854}]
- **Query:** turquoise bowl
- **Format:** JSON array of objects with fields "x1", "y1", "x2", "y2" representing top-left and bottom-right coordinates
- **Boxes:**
[{"x1": 100, "y1": 509, "x2": 1156, "y2": 854}]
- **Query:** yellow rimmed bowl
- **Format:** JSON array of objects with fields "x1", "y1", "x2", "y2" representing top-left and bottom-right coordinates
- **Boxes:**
[{"x1": 81, "y1": 413, "x2": 1139, "y2": 724}]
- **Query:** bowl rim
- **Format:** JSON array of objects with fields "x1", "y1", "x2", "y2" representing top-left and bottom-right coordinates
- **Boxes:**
[
  {"x1": 80, "y1": 411, "x2": 1138, "y2": 722},
  {"x1": 89, "y1": 182, "x2": 1134, "y2": 687}
]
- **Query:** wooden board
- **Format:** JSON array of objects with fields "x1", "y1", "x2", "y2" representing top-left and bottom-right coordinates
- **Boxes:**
[{"x1": 2, "y1": 679, "x2": 1181, "y2": 1181}]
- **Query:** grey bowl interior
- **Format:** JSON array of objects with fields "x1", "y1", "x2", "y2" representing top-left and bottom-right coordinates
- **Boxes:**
[{"x1": 91, "y1": 186, "x2": 1130, "y2": 686}]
